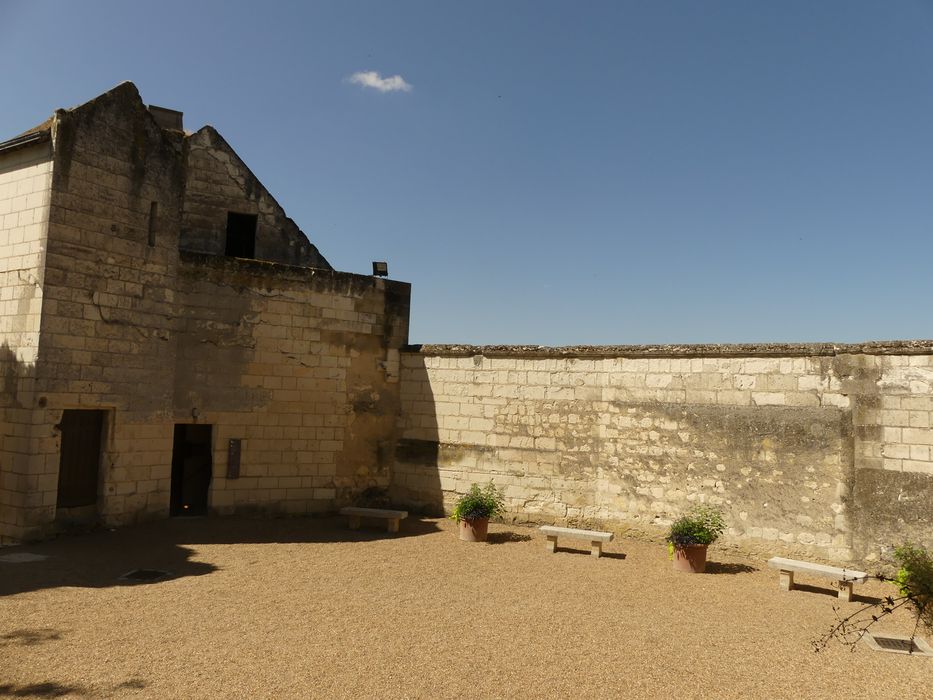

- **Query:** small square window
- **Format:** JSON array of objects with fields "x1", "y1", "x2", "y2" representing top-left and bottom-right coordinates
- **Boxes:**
[{"x1": 225, "y1": 212, "x2": 257, "y2": 258}]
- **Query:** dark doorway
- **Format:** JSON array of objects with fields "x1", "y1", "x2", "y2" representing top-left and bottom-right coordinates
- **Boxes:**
[
  {"x1": 224, "y1": 212, "x2": 257, "y2": 258},
  {"x1": 170, "y1": 424, "x2": 213, "y2": 516},
  {"x1": 56, "y1": 409, "x2": 105, "y2": 509}
]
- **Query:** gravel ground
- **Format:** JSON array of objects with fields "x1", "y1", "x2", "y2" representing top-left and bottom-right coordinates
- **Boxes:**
[{"x1": 0, "y1": 517, "x2": 929, "y2": 699}]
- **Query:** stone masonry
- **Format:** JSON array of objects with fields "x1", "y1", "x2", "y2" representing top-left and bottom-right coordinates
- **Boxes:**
[
  {"x1": 0, "y1": 83, "x2": 409, "y2": 543},
  {"x1": 393, "y1": 343, "x2": 933, "y2": 563},
  {"x1": 1, "y1": 83, "x2": 929, "y2": 565}
]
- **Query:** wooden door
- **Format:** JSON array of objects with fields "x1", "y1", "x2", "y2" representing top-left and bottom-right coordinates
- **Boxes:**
[{"x1": 56, "y1": 410, "x2": 104, "y2": 508}]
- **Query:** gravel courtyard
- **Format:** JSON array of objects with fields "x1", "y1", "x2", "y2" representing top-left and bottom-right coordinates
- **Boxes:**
[{"x1": 0, "y1": 517, "x2": 928, "y2": 699}]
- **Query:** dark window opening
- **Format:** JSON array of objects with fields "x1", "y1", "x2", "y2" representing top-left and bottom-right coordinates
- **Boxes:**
[
  {"x1": 225, "y1": 212, "x2": 257, "y2": 258},
  {"x1": 147, "y1": 202, "x2": 158, "y2": 247},
  {"x1": 170, "y1": 424, "x2": 213, "y2": 516}
]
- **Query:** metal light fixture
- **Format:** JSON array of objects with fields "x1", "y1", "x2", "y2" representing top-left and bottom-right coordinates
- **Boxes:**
[{"x1": 372, "y1": 261, "x2": 388, "y2": 277}]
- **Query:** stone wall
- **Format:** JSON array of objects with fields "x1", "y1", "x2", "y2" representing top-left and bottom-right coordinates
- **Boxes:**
[
  {"x1": 0, "y1": 141, "x2": 52, "y2": 367},
  {"x1": 0, "y1": 82, "x2": 411, "y2": 543},
  {"x1": 181, "y1": 127, "x2": 330, "y2": 269},
  {"x1": 0, "y1": 140, "x2": 54, "y2": 541},
  {"x1": 392, "y1": 343, "x2": 933, "y2": 563},
  {"x1": 176, "y1": 253, "x2": 409, "y2": 515},
  {"x1": 19, "y1": 83, "x2": 186, "y2": 536}
]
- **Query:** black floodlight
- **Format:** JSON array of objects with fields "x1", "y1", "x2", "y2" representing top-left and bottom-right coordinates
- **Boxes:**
[{"x1": 372, "y1": 261, "x2": 388, "y2": 277}]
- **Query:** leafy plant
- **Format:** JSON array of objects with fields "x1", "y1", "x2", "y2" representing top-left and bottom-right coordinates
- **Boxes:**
[
  {"x1": 813, "y1": 542, "x2": 933, "y2": 653},
  {"x1": 892, "y1": 543, "x2": 933, "y2": 632},
  {"x1": 666, "y1": 505, "x2": 726, "y2": 554},
  {"x1": 450, "y1": 482, "x2": 505, "y2": 522}
]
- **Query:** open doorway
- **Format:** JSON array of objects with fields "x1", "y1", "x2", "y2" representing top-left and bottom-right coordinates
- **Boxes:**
[{"x1": 170, "y1": 424, "x2": 213, "y2": 516}]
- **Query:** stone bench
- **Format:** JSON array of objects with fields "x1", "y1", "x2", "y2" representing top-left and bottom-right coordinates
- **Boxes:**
[
  {"x1": 539, "y1": 525, "x2": 614, "y2": 558},
  {"x1": 339, "y1": 507, "x2": 408, "y2": 534},
  {"x1": 767, "y1": 556, "x2": 869, "y2": 602}
]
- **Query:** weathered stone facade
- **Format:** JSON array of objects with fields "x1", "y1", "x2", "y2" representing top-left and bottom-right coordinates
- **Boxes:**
[
  {"x1": 1, "y1": 83, "x2": 929, "y2": 564},
  {"x1": 393, "y1": 344, "x2": 933, "y2": 563},
  {"x1": 181, "y1": 127, "x2": 330, "y2": 268},
  {"x1": 0, "y1": 83, "x2": 409, "y2": 543}
]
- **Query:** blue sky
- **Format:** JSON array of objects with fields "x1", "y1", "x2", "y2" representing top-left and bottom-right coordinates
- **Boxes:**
[{"x1": 2, "y1": 1, "x2": 932, "y2": 345}]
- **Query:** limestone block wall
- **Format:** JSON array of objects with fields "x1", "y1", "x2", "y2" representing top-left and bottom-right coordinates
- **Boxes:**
[
  {"x1": 0, "y1": 142, "x2": 52, "y2": 366},
  {"x1": 0, "y1": 82, "x2": 413, "y2": 544},
  {"x1": 392, "y1": 343, "x2": 933, "y2": 563},
  {"x1": 175, "y1": 253, "x2": 409, "y2": 516},
  {"x1": 0, "y1": 141, "x2": 54, "y2": 542},
  {"x1": 181, "y1": 127, "x2": 330, "y2": 269},
  {"x1": 16, "y1": 84, "x2": 188, "y2": 535}
]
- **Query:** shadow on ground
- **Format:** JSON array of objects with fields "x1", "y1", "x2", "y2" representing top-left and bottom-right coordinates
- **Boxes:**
[
  {"x1": 792, "y1": 582, "x2": 882, "y2": 605},
  {"x1": 0, "y1": 678, "x2": 147, "y2": 698},
  {"x1": 0, "y1": 629, "x2": 62, "y2": 647},
  {"x1": 705, "y1": 561, "x2": 758, "y2": 575},
  {"x1": 552, "y1": 547, "x2": 627, "y2": 560},
  {"x1": 0, "y1": 681, "x2": 87, "y2": 698},
  {"x1": 0, "y1": 515, "x2": 442, "y2": 597},
  {"x1": 486, "y1": 531, "x2": 532, "y2": 545}
]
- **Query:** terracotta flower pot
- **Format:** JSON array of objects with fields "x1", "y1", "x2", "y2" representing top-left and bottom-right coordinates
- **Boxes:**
[
  {"x1": 672, "y1": 544, "x2": 708, "y2": 573},
  {"x1": 458, "y1": 517, "x2": 489, "y2": 542}
]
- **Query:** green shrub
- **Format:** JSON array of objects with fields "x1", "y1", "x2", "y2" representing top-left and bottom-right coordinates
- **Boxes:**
[
  {"x1": 666, "y1": 505, "x2": 726, "y2": 550},
  {"x1": 893, "y1": 543, "x2": 933, "y2": 632},
  {"x1": 450, "y1": 482, "x2": 505, "y2": 522}
]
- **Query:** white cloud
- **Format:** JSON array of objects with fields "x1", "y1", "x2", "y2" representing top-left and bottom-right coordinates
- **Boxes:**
[{"x1": 348, "y1": 71, "x2": 413, "y2": 93}]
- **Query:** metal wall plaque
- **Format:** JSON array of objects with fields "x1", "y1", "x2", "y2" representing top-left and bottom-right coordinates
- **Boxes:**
[{"x1": 227, "y1": 439, "x2": 241, "y2": 479}]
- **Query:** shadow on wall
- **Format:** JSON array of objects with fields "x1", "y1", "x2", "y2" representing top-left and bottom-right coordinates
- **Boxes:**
[
  {"x1": 0, "y1": 341, "x2": 39, "y2": 542},
  {"x1": 0, "y1": 341, "x2": 33, "y2": 407},
  {"x1": 851, "y1": 468, "x2": 933, "y2": 559},
  {"x1": 387, "y1": 352, "x2": 444, "y2": 515}
]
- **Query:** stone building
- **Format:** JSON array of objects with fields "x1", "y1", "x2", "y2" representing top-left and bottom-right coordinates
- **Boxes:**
[
  {"x1": 1, "y1": 83, "x2": 930, "y2": 564},
  {"x1": 0, "y1": 83, "x2": 410, "y2": 543}
]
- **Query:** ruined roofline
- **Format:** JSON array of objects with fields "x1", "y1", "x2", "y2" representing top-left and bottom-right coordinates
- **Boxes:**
[
  {"x1": 187, "y1": 125, "x2": 332, "y2": 270},
  {"x1": 2, "y1": 81, "x2": 142, "y2": 145},
  {"x1": 406, "y1": 340, "x2": 933, "y2": 359},
  {"x1": 1, "y1": 82, "x2": 178, "y2": 156},
  {"x1": 0, "y1": 129, "x2": 50, "y2": 156},
  {"x1": 0, "y1": 81, "x2": 332, "y2": 270}
]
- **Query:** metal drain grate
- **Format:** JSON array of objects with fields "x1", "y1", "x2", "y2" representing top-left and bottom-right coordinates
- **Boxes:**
[
  {"x1": 119, "y1": 569, "x2": 170, "y2": 582},
  {"x1": 864, "y1": 632, "x2": 933, "y2": 657}
]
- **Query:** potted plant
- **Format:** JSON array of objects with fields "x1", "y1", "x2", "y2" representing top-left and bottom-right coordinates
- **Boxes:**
[
  {"x1": 666, "y1": 504, "x2": 726, "y2": 573},
  {"x1": 450, "y1": 482, "x2": 505, "y2": 542}
]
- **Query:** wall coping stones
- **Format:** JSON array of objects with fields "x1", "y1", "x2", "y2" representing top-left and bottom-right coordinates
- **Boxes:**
[
  {"x1": 179, "y1": 251, "x2": 410, "y2": 295},
  {"x1": 404, "y1": 340, "x2": 933, "y2": 359}
]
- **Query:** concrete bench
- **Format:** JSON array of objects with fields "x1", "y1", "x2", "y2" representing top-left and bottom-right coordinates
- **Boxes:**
[
  {"x1": 339, "y1": 507, "x2": 408, "y2": 534},
  {"x1": 539, "y1": 525, "x2": 614, "y2": 558},
  {"x1": 767, "y1": 556, "x2": 869, "y2": 602}
]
